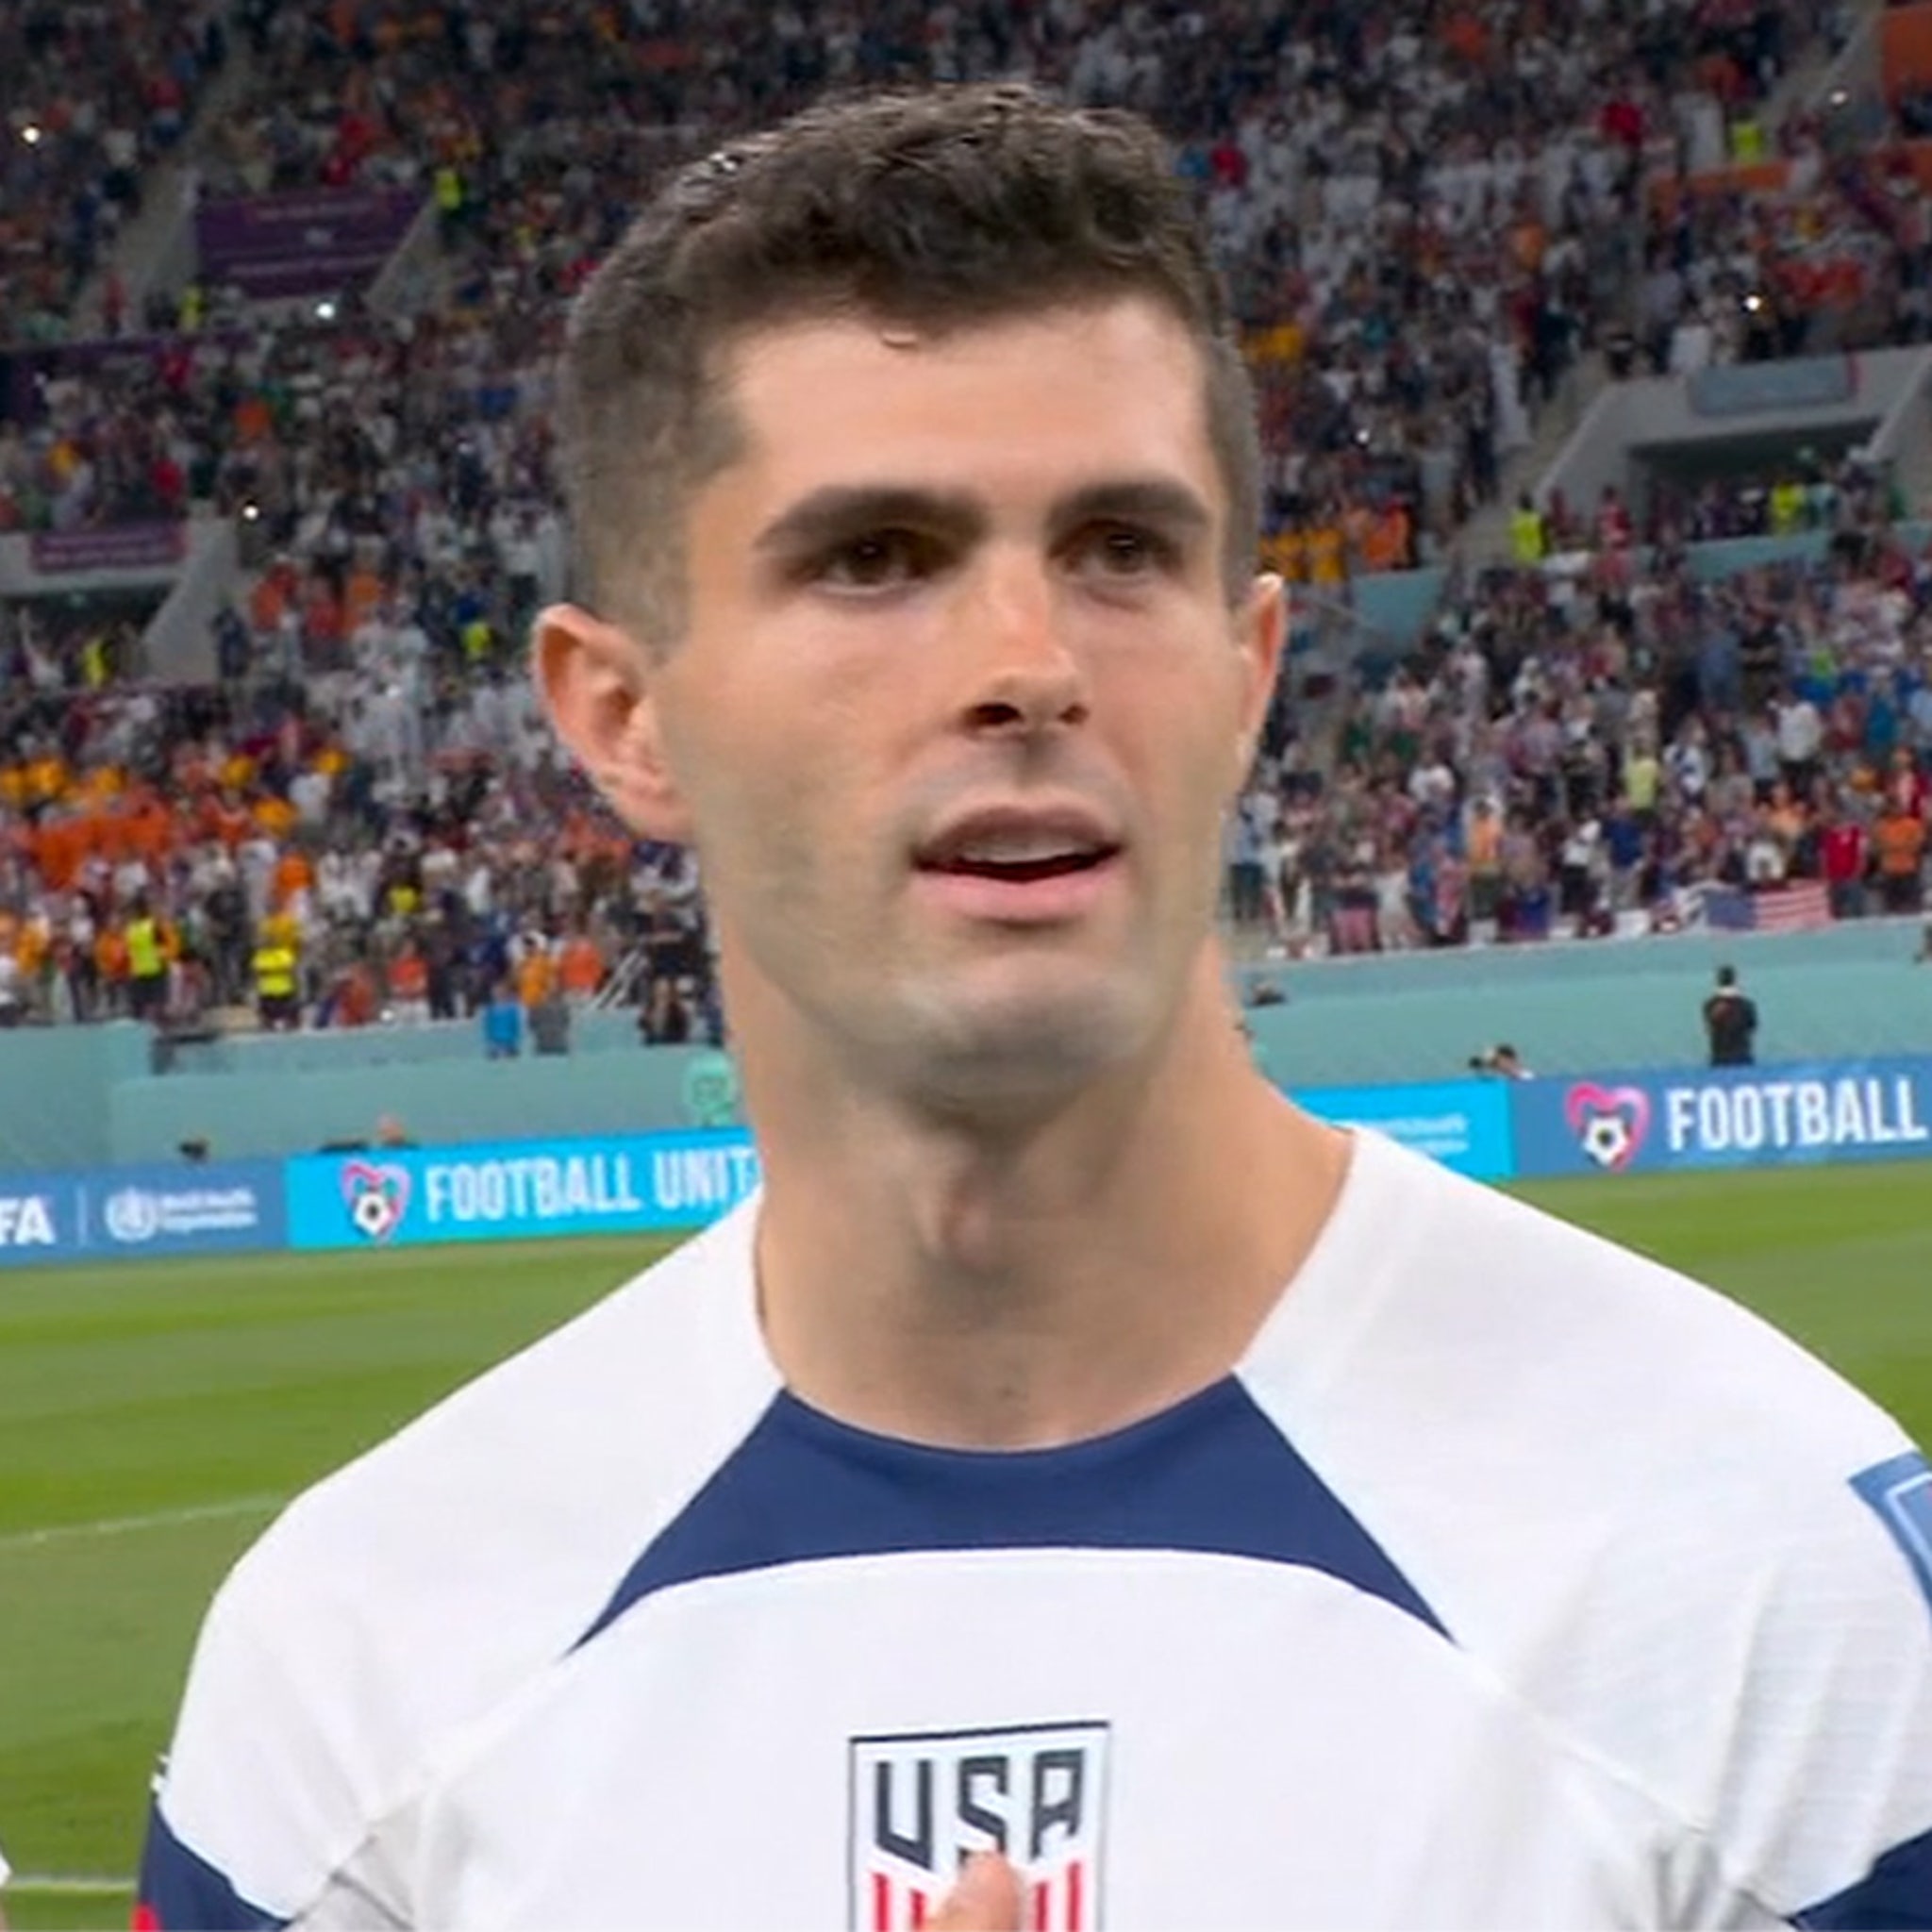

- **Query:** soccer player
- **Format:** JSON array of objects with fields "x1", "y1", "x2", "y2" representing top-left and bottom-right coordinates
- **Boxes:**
[{"x1": 140, "y1": 86, "x2": 1932, "y2": 1930}]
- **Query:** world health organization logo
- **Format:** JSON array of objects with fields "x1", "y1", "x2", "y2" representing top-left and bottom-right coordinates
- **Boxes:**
[{"x1": 104, "y1": 1189, "x2": 163, "y2": 1245}]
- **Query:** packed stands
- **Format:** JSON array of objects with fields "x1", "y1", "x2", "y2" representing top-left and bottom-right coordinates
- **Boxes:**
[
  {"x1": 139, "y1": 0, "x2": 1844, "y2": 564},
  {"x1": 1637, "y1": 449, "x2": 1906, "y2": 546},
  {"x1": 0, "y1": 1, "x2": 231, "y2": 346},
  {"x1": 11, "y1": 0, "x2": 1932, "y2": 1033},
  {"x1": 1256, "y1": 500, "x2": 1932, "y2": 958},
  {"x1": 0, "y1": 664, "x2": 720, "y2": 1039}
]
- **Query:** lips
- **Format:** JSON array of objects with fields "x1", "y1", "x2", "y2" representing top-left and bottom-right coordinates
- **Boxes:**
[{"x1": 913, "y1": 805, "x2": 1123, "y2": 883}]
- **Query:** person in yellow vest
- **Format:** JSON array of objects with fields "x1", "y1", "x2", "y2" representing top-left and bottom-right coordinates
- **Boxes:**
[
  {"x1": 434, "y1": 162, "x2": 465, "y2": 246},
  {"x1": 27, "y1": 749, "x2": 67, "y2": 805},
  {"x1": 253, "y1": 927, "x2": 301, "y2": 1032},
  {"x1": 1624, "y1": 739, "x2": 1662, "y2": 825},
  {"x1": 1510, "y1": 492, "x2": 1546, "y2": 566},
  {"x1": 1769, "y1": 475, "x2": 1807, "y2": 536},
  {"x1": 1307, "y1": 517, "x2": 1347, "y2": 590},
  {"x1": 81, "y1": 630, "x2": 111, "y2": 691},
  {"x1": 125, "y1": 896, "x2": 172, "y2": 1024},
  {"x1": 1258, "y1": 522, "x2": 1307, "y2": 583}
]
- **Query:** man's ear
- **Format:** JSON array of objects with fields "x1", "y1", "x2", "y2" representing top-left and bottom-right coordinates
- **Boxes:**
[
  {"x1": 1231, "y1": 571, "x2": 1288, "y2": 781},
  {"x1": 535, "y1": 603, "x2": 694, "y2": 842}
]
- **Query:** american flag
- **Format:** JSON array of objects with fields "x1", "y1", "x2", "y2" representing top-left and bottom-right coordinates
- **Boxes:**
[{"x1": 1701, "y1": 881, "x2": 1834, "y2": 933}]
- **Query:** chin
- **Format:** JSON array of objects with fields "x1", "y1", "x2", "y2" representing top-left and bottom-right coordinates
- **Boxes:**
[{"x1": 891, "y1": 971, "x2": 1157, "y2": 1108}]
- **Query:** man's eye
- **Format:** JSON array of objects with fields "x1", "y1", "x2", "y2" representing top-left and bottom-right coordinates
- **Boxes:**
[
  {"x1": 1075, "y1": 525, "x2": 1178, "y2": 578},
  {"x1": 816, "y1": 530, "x2": 941, "y2": 589}
]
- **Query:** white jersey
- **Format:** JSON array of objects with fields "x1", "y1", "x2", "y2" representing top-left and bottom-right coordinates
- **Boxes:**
[{"x1": 140, "y1": 1132, "x2": 1932, "y2": 1930}]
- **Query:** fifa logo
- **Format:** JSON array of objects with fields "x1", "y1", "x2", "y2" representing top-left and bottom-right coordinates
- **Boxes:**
[{"x1": 849, "y1": 1722, "x2": 1108, "y2": 1931}]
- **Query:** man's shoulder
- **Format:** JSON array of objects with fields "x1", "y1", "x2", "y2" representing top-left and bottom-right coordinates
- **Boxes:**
[
  {"x1": 154, "y1": 1205, "x2": 779, "y2": 1913},
  {"x1": 205, "y1": 1202, "x2": 777, "y2": 1728},
  {"x1": 1251, "y1": 1131, "x2": 1915, "y2": 1613},
  {"x1": 1251, "y1": 1135, "x2": 1932, "y2": 1915},
  {"x1": 1351, "y1": 1134, "x2": 1898, "y2": 1479}
]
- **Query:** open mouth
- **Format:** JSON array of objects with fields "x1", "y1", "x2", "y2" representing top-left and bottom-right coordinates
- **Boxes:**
[
  {"x1": 921, "y1": 848, "x2": 1119, "y2": 885},
  {"x1": 911, "y1": 808, "x2": 1126, "y2": 919}
]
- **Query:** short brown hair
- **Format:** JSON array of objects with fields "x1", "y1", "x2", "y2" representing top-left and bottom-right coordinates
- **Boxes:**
[{"x1": 558, "y1": 82, "x2": 1259, "y2": 643}]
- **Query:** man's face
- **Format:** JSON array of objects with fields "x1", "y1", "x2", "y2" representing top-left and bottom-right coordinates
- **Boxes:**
[{"x1": 554, "y1": 298, "x2": 1280, "y2": 1108}]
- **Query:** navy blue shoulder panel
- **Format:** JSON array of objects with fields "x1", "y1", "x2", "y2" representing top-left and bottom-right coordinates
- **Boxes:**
[
  {"x1": 575, "y1": 1375, "x2": 1445, "y2": 1651},
  {"x1": 137, "y1": 1802, "x2": 289, "y2": 1931},
  {"x1": 1794, "y1": 1826, "x2": 1932, "y2": 1930}
]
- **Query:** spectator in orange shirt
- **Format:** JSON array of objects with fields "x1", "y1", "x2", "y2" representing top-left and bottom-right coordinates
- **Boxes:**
[
  {"x1": 14, "y1": 913, "x2": 50, "y2": 996},
  {"x1": 514, "y1": 938, "x2": 558, "y2": 1010},
  {"x1": 249, "y1": 562, "x2": 295, "y2": 638},
  {"x1": 255, "y1": 793, "x2": 298, "y2": 842},
  {"x1": 93, "y1": 922, "x2": 131, "y2": 1019},
  {"x1": 325, "y1": 959, "x2": 379, "y2": 1029},
  {"x1": 386, "y1": 935, "x2": 431, "y2": 1024},
  {"x1": 32, "y1": 814, "x2": 86, "y2": 893},
  {"x1": 558, "y1": 929, "x2": 608, "y2": 1005},
  {"x1": 1358, "y1": 501, "x2": 1413, "y2": 575},
  {"x1": 344, "y1": 565, "x2": 385, "y2": 635},
  {"x1": 205, "y1": 790, "x2": 252, "y2": 849},
  {"x1": 272, "y1": 846, "x2": 313, "y2": 910},
  {"x1": 1874, "y1": 800, "x2": 1927, "y2": 914},
  {"x1": 27, "y1": 752, "x2": 68, "y2": 805}
]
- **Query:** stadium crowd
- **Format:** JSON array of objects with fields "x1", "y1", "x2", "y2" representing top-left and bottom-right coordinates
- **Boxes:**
[
  {"x1": 0, "y1": 0, "x2": 232, "y2": 347},
  {"x1": 1243, "y1": 497, "x2": 1932, "y2": 958},
  {"x1": 8, "y1": 2, "x2": 1840, "y2": 547},
  {"x1": 8, "y1": 0, "x2": 1932, "y2": 1033},
  {"x1": 0, "y1": 651, "x2": 722, "y2": 1042}
]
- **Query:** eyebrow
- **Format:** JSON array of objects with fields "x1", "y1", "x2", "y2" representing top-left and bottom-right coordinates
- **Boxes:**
[
  {"x1": 750, "y1": 475, "x2": 1216, "y2": 559},
  {"x1": 1048, "y1": 478, "x2": 1215, "y2": 547},
  {"x1": 752, "y1": 486, "x2": 985, "y2": 558}
]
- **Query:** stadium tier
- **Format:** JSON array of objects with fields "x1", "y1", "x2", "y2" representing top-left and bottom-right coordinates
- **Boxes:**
[{"x1": 5, "y1": 0, "x2": 1932, "y2": 1041}]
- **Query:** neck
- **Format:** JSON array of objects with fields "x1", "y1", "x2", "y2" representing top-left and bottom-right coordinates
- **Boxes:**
[{"x1": 741, "y1": 951, "x2": 1350, "y2": 1450}]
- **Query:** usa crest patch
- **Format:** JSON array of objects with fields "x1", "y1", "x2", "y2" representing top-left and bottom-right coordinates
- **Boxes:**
[{"x1": 848, "y1": 1720, "x2": 1109, "y2": 1931}]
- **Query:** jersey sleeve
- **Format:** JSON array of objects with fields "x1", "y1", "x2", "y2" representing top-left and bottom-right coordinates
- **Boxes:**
[
  {"x1": 1695, "y1": 1446, "x2": 1932, "y2": 1928},
  {"x1": 135, "y1": 1529, "x2": 384, "y2": 1932}
]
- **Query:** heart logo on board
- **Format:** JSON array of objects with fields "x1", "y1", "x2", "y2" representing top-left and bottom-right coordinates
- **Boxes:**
[
  {"x1": 341, "y1": 1161, "x2": 412, "y2": 1241},
  {"x1": 1562, "y1": 1083, "x2": 1652, "y2": 1172}
]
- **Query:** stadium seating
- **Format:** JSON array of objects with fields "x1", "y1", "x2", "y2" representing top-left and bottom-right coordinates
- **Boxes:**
[
  {"x1": 8, "y1": 0, "x2": 1932, "y2": 1028},
  {"x1": 0, "y1": 1, "x2": 230, "y2": 345}
]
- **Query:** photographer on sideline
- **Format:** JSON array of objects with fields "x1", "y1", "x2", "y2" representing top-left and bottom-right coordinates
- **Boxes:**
[{"x1": 1469, "y1": 1043, "x2": 1533, "y2": 1080}]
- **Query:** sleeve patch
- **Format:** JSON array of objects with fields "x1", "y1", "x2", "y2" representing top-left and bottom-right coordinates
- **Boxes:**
[{"x1": 1854, "y1": 1451, "x2": 1932, "y2": 1624}]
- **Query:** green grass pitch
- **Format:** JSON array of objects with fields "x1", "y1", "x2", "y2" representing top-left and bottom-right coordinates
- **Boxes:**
[{"x1": 4, "y1": 1161, "x2": 1930, "y2": 1930}]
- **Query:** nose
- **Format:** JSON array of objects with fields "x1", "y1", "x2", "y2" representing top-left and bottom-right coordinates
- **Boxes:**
[{"x1": 956, "y1": 552, "x2": 1091, "y2": 738}]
